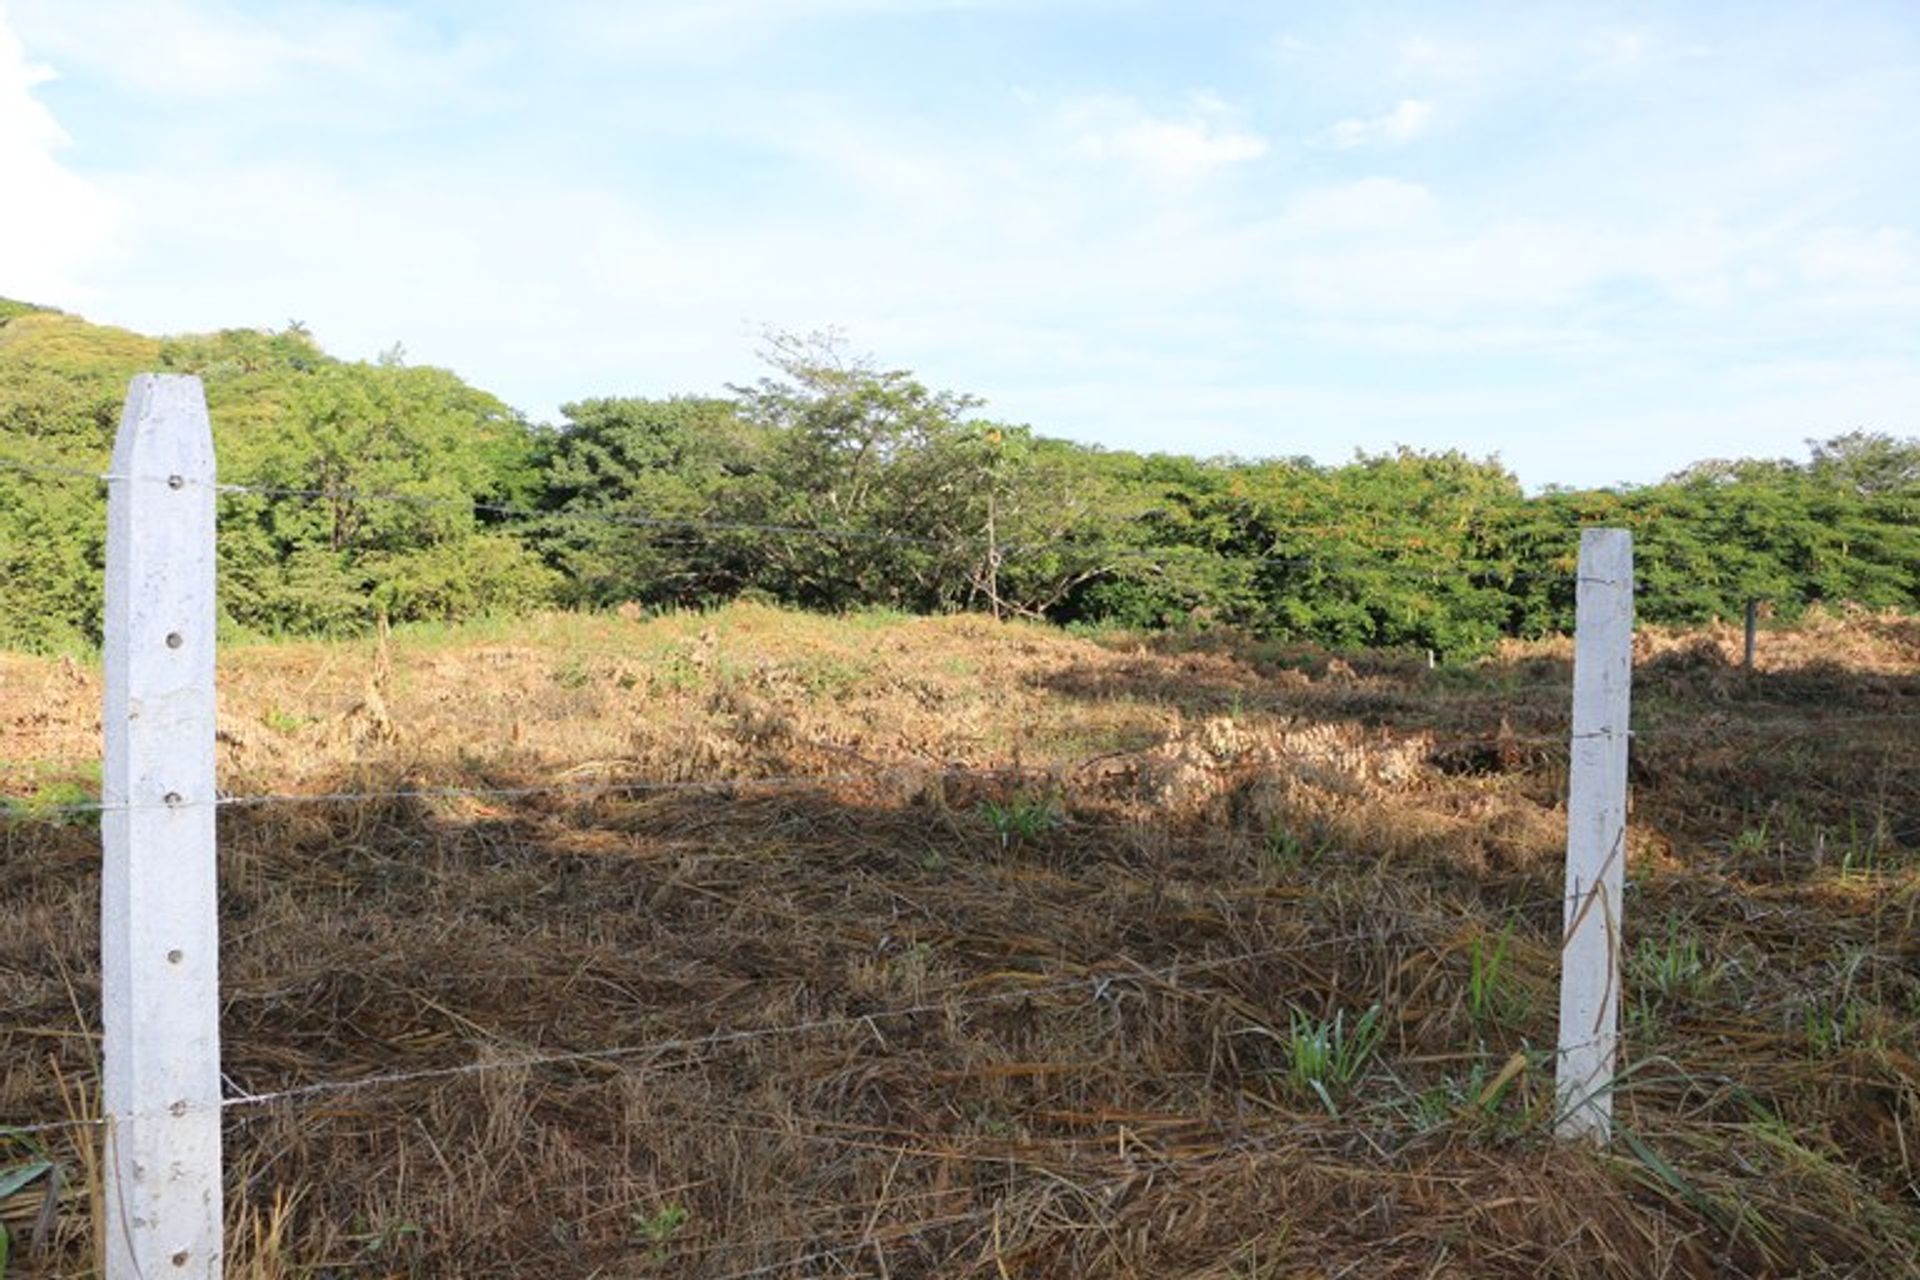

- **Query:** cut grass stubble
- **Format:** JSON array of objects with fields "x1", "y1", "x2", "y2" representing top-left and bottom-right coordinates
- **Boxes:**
[{"x1": 3, "y1": 604, "x2": 1919, "y2": 1276}]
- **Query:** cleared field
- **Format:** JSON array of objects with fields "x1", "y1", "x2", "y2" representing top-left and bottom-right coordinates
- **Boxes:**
[{"x1": 4, "y1": 605, "x2": 1919, "y2": 1277}]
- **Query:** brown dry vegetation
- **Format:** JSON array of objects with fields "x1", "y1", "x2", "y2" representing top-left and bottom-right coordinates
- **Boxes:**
[{"x1": 4, "y1": 603, "x2": 1919, "y2": 1277}]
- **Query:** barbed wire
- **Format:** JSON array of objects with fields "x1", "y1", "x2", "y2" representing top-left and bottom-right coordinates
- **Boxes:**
[
  {"x1": 0, "y1": 446, "x2": 1906, "y2": 1260},
  {"x1": 10, "y1": 447, "x2": 1918, "y2": 606},
  {"x1": 6, "y1": 689, "x2": 1913, "y2": 772},
  {"x1": 3, "y1": 704, "x2": 1918, "y2": 817},
  {"x1": 0, "y1": 454, "x2": 110, "y2": 486},
  {"x1": 6, "y1": 892, "x2": 1603, "y2": 1142},
  {"x1": 17, "y1": 446, "x2": 1920, "y2": 667},
  {"x1": 10, "y1": 626, "x2": 1913, "y2": 706},
  {"x1": 11, "y1": 667, "x2": 1904, "y2": 775},
  {"x1": 3, "y1": 1016, "x2": 1631, "y2": 1150},
  {"x1": 5, "y1": 764, "x2": 1026, "y2": 818},
  {"x1": 0, "y1": 449, "x2": 1577, "y2": 584},
  {"x1": 236, "y1": 479, "x2": 1577, "y2": 585}
]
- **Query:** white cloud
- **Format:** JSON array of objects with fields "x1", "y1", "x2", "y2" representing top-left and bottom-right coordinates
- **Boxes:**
[
  {"x1": 1065, "y1": 95, "x2": 1268, "y2": 184},
  {"x1": 1797, "y1": 227, "x2": 1917, "y2": 287},
  {"x1": 1324, "y1": 99, "x2": 1434, "y2": 149},
  {"x1": 1585, "y1": 27, "x2": 1650, "y2": 75},
  {"x1": 1267, "y1": 219, "x2": 1765, "y2": 315},
  {"x1": 1790, "y1": 227, "x2": 1920, "y2": 316},
  {"x1": 1396, "y1": 38, "x2": 1480, "y2": 80},
  {"x1": 10, "y1": 0, "x2": 311, "y2": 97},
  {"x1": 0, "y1": 6, "x2": 117, "y2": 304},
  {"x1": 545, "y1": 0, "x2": 1036, "y2": 60},
  {"x1": 1279, "y1": 178, "x2": 1435, "y2": 235},
  {"x1": 2, "y1": 1, "x2": 1913, "y2": 489},
  {"x1": 5, "y1": 0, "x2": 493, "y2": 100}
]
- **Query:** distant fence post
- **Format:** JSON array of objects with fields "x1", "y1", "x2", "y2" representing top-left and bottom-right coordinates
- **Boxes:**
[
  {"x1": 1743, "y1": 598, "x2": 1758, "y2": 672},
  {"x1": 1556, "y1": 528, "x2": 1633, "y2": 1144},
  {"x1": 102, "y1": 375, "x2": 223, "y2": 1277}
]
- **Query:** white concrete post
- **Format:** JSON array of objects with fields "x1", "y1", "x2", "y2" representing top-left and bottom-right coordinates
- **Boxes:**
[
  {"x1": 1556, "y1": 528, "x2": 1633, "y2": 1144},
  {"x1": 102, "y1": 375, "x2": 223, "y2": 1277}
]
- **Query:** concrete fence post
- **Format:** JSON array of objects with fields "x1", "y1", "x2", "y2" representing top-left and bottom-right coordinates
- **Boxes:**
[
  {"x1": 1556, "y1": 528, "x2": 1633, "y2": 1144},
  {"x1": 101, "y1": 374, "x2": 223, "y2": 1277}
]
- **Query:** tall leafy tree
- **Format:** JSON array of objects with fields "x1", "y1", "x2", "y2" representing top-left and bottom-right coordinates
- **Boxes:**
[
  {"x1": 726, "y1": 329, "x2": 993, "y2": 610},
  {"x1": 4, "y1": 300, "x2": 1918, "y2": 654},
  {"x1": 218, "y1": 360, "x2": 553, "y2": 633},
  {"x1": 532, "y1": 395, "x2": 767, "y2": 607}
]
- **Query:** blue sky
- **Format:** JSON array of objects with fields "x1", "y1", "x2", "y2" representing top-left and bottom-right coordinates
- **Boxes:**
[{"x1": 2, "y1": 1, "x2": 1916, "y2": 489}]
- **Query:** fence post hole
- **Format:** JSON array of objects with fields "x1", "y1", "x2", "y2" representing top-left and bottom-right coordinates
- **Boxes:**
[
  {"x1": 1743, "y1": 598, "x2": 1758, "y2": 672},
  {"x1": 102, "y1": 375, "x2": 223, "y2": 1277},
  {"x1": 1556, "y1": 527, "x2": 1633, "y2": 1144}
]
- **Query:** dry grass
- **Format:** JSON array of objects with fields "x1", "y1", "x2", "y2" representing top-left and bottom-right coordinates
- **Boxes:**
[{"x1": 3, "y1": 603, "x2": 1918, "y2": 1277}]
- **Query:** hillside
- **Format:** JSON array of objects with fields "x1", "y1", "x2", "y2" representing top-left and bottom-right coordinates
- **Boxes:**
[
  {"x1": 3, "y1": 299, "x2": 1919, "y2": 660},
  {"x1": 4, "y1": 606, "x2": 1918, "y2": 1275}
]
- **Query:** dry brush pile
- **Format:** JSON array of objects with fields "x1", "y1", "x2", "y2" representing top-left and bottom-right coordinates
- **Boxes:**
[{"x1": 3, "y1": 604, "x2": 1919, "y2": 1277}]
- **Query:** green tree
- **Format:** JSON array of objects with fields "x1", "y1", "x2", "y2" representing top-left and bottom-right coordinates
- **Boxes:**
[
  {"x1": 1807, "y1": 431, "x2": 1920, "y2": 497},
  {"x1": 5, "y1": 300, "x2": 1918, "y2": 653},
  {"x1": 218, "y1": 361, "x2": 554, "y2": 633},
  {"x1": 726, "y1": 329, "x2": 993, "y2": 611},
  {"x1": 532, "y1": 395, "x2": 766, "y2": 608},
  {"x1": 0, "y1": 307, "x2": 156, "y2": 649}
]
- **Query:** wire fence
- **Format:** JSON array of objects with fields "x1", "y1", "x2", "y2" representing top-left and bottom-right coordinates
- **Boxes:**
[
  {"x1": 2, "y1": 889, "x2": 1608, "y2": 1144},
  {"x1": 0, "y1": 448, "x2": 1581, "y2": 584},
  {"x1": 11, "y1": 446, "x2": 1919, "y2": 620},
  {"x1": 2, "y1": 699, "x2": 1916, "y2": 820},
  {"x1": 5, "y1": 433, "x2": 1917, "y2": 1273}
]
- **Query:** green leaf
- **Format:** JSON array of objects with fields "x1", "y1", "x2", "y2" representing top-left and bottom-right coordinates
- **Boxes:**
[{"x1": 0, "y1": 1159, "x2": 52, "y2": 1200}]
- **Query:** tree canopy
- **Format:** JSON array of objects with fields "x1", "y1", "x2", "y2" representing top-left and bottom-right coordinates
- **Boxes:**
[{"x1": 1, "y1": 299, "x2": 1914, "y2": 655}]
